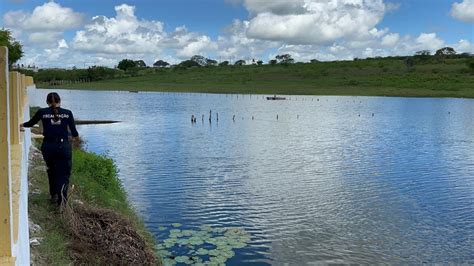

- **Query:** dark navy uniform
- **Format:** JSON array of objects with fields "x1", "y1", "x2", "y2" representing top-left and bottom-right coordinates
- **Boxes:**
[{"x1": 23, "y1": 107, "x2": 79, "y2": 204}]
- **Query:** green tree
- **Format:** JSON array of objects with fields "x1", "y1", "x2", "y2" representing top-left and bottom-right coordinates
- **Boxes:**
[
  {"x1": 153, "y1": 60, "x2": 169, "y2": 67},
  {"x1": 0, "y1": 28, "x2": 23, "y2": 68},
  {"x1": 435, "y1": 47, "x2": 456, "y2": 57},
  {"x1": 404, "y1": 57, "x2": 414, "y2": 70},
  {"x1": 190, "y1": 55, "x2": 208, "y2": 66},
  {"x1": 117, "y1": 59, "x2": 137, "y2": 71},
  {"x1": 206, "y1": 58, "x2": 218, "y2": 66},
  {"x1": 275, "y1": 54, "x2": 294, "y2": 65},
  {"x1": 414, "y1": 50, "x2": 431, "y2": 62},
  {"x1": 415, "y1": 50, "x2": 431, "y2": 56},
  {"x1": 256, "y1": 60, "x2": 263, "y2": 65},
  {"x1": 218, "y1": 61, "x2": 229, "y2": 66},
  {"x1": 467, "y1": 59, "x2": 474, "y2": 74},
  {"x1": 134, "y1": 60, "x2": 146, "y2": 68},
  {"x1": 269, "y1": 59, "x2": 277, "y2": 65},
  {"x1": 234, "y1": 60, "x2": 246, "y2": 66},
  {"x1": 178, "y1": 59, "x2": 200, "y2": 68}
]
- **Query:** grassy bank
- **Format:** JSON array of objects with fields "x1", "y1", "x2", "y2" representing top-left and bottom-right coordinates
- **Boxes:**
[
  {"x1": 29, "y1": 139, "x2": 159, "y2": 264},
  {"x1": 50, "y1": 58, "x2": 474, "y2": 98}
]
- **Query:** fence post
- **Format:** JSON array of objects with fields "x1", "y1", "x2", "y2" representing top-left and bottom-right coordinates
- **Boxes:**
[
  {"x1": 21, "y1": 74, "x2": 26, "y2": 115},
  {"x1": 0, "y1": 47, "x2": 13, "y2": 258},
  {"x1": 9, "y1": 72, "x2": 20, "y2": 145}
]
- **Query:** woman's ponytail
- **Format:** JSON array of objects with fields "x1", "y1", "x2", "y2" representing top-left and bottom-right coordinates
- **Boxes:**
[{"x1": 46, "y1": 92, "x2": 61, "y2": 122}]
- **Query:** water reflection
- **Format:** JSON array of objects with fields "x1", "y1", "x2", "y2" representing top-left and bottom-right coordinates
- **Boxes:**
[{"x1": 29, "y1": 89, "x2": 474, "y2": 264}]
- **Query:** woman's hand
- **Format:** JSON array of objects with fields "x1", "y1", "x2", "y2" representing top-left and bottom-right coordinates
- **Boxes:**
[{"x1": 19, "y1": 123, "x2": 25, "y2": 132}]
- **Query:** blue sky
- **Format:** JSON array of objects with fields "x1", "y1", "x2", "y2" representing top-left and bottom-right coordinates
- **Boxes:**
[{"x1": 1, "y1": 0, "x2": 473, "y2": 67}]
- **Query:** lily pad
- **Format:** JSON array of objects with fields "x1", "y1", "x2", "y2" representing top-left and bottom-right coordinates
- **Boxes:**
[
  {"x1": 158, "y1": 224, "x2": 251, "y2": 265},
  {"x1": 196, "y1": 248, "x2": 209, "y2": 255}
]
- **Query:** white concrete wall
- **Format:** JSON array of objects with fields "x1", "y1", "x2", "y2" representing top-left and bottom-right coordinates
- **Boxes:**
[{"x1": 11, "y1": 86, "x2": 32, "y2": 265}]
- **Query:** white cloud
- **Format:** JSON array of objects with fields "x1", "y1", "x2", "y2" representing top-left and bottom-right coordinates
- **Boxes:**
[
  {"x1": 176, "y1": 35, "x2": 217, "y2": 58},
  {"x1": 72, "y1": 4, "x2": 165, "y2": 54},
  {"x1": 451, "y1": 0, "x2": 474, "y2": 23},
  {"x1": 3, "y1": 2, "x2": 84, "y2": 47},
  {"x1": 28, "y1": 31, "x2": 62, "y2": 45},
  {"x1": 162, "y1": 26, "x2": 218, "y2": 58},
  {"x1": 454, "y1": 39, "x2": 474, "y2": 53},
  {"x1": 245, "y1": 0, "x2": 387, "y2": 44},
  {"x1": 381, "y1": 33, "x2": 399, "y2": 47},
  {"x1": 244, "y1": 0, "x2": 307, "y2": 16},
  {"x1": 274, "y1": 31, "x2": 456, "y2": 63},
  {"x1": 415, "y1": 33, "x2": 445, "y2": 51},
  {"x1": 72, "y1": 4, "x2": 218, "y2": 60},
  {"x1": 216, "y1": 19, "x2": 279, "y2": 61},
  {"x1": 7, "y1": 0, "x2": 471, "y2": 68},
  {"x1": 3, "y1": 2, "x2": 84, "y2": 31}
]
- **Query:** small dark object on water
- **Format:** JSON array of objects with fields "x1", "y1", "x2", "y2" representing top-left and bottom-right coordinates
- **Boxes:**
[
  {"x1": 252, "y1": 116, "x2": 254, "y2": 120},
  {"x1": 128, "y1": 91, "x2": 139, "y2": 93},
  {"x1": 297, "y1": 115, "x2": 299, "y2": 119},
  {"x1": 233, "y1": 115, "x2": 235, "y2": 122},
  {"x1": 267, "y1": 95, "x2": 286, "y2": 100},
  {"x1": 372, "y1": 113, "x2": 374, "y2": 117},
  {"x1": 277, "y1": 114, "x2": 279, "y2": 120},
  {"x1": 75, "y1": 120, "x2": 120, "y2": 125}
]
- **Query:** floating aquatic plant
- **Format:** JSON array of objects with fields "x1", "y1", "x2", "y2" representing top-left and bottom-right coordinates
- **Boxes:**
[{"x1": 156, "y1": 224, "x2": 251, "y2": 265}]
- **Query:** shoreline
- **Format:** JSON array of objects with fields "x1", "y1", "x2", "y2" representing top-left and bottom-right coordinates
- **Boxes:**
[{"x1": 36, "y1": 86, "x2": 474, "y2": 100}]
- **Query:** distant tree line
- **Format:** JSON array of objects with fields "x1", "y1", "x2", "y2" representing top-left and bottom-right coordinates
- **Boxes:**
[{"x1": 20, "y1": 46, "x2": 474, "y2": 84}]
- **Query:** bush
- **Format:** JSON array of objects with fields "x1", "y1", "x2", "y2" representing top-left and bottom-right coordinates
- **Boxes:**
[
  {"x1": 72, "y1": 150, "x2": 127, "y2": 210},
  {"x1": 467, "y1": 60, "x2": 474, "y2": 73}
]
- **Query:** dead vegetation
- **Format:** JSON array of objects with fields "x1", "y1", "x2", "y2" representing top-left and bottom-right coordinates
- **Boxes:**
[{"x1": 61, "y1": 200, "x2": 157, "y2": 265}]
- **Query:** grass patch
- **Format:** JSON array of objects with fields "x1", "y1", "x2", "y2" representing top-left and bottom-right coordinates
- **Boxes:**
[{"x1": 48, "y1": 58, "x2": 474, "y2": 98}]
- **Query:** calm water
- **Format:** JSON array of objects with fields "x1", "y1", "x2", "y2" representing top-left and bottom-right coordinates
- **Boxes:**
[{"x1": 30, "y1": 89, "x2": 474, "y2": 264}]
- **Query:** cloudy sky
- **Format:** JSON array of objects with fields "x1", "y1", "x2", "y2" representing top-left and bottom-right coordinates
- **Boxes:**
[{"x1": 1, "y1": 0, "x2": 473, "y2": 68}]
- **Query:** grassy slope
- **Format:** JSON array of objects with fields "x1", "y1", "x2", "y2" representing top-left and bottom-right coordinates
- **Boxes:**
[
  {"x1": 56, "y1": 58, "x2": 474, "y2": 98},
  {"x1": 29, "y1": 140, "x2": 158, "y2": 264}
]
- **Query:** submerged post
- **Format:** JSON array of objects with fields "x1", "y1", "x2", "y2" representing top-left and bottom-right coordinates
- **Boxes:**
[{"x1": 0, "y1": 46, "x2": 13, "y2": 258}]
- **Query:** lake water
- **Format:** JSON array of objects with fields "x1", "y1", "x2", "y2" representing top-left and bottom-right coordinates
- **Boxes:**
[{"x1": 30, "y1": 89, "x2": 474, "y2": 265}]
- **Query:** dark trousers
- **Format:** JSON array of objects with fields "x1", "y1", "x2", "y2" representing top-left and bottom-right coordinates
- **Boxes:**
[{"x1": 41, "y1": 139, "x2": 72, "y2": 205}]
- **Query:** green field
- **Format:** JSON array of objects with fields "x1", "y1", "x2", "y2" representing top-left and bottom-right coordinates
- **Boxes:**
[{"x1": 45, "y1": 58, "x2": 474, "y2": 98}]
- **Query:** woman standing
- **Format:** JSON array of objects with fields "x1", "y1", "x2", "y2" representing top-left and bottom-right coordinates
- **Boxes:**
[{"x1": 21, "y1": 92, "x2": 79, "y2": 205}]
